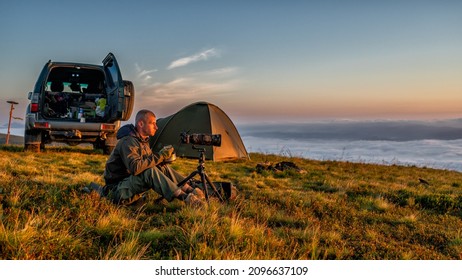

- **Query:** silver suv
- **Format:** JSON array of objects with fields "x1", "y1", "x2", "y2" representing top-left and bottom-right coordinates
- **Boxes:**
[{"x1": 24, "y1": 53, "x2": 135, "y2": 154}]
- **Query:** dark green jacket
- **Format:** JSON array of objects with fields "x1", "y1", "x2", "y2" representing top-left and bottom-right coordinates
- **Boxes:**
[{"x1": 104, "y1": 124, "x2": 164, "y2": 185}]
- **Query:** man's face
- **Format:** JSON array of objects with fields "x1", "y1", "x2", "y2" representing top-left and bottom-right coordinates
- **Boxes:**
[{"x1": 139, "y1": 114, "x2": 158, "y2": 137}]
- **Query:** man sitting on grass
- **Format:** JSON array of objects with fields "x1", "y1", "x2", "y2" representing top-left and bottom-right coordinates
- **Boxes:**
[{"x1": 103, "y1": 109, "x2": 204, "y2": 206}]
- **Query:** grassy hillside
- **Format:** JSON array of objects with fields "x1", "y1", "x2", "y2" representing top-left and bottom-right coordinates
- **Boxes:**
[
  {"x1": 0, "y1": 133, "x2": 23, "y2": 145},
  {"x1": 0, "y1": 145, "x2": 461, "y2": 259}
]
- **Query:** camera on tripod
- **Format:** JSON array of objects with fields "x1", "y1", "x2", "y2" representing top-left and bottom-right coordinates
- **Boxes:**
[
  {"x1": 180, "y1": 132, "x2": 222, "y2": 147},
  {"x1": 177, "y1": 132, "x2": 226, "y2": 203}
]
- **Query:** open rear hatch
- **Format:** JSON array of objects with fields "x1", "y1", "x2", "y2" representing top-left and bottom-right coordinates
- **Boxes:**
[{"x1": 42, "y1": 66, "x2": 108, "y2": 123}]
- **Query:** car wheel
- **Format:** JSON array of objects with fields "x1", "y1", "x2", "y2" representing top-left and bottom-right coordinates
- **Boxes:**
[
  {"x1": 101, "y1": 134, "x2": 117, "y2": 155},
  {"x1": 24, "y1": 143, "x2": 40, "y2": 153},
  {"x1": 24, "y1": 129, "x2": 42, "y2": 153},
  {"x1": 93, "y1": 139, "x2": 113, "y2": 155}
]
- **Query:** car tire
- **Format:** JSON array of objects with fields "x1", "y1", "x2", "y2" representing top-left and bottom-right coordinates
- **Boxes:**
[
  {"x1": 24, "y1": 129, "x2": 41, "y2": 153},
  {"x1": 24, "y1": 143, "x2": 40, "y2": 153},
  {"x1": 94, "y1": 139, "x2": 114, "y2": 155},
  {"x1": 102, "y1": 133, "x2": 117, "y2": 155}
]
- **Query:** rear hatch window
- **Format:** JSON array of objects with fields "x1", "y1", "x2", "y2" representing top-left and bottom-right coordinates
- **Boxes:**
[{"x1": 42, "y1": 66, "x2": 108, "y2": 122}]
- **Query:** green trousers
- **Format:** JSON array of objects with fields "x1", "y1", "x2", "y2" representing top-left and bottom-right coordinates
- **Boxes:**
[{"x1": 109, "y1": 164, "x2": 185, "y2": 204}]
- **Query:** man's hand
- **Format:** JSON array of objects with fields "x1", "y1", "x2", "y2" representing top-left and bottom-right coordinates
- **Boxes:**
[{"x1": 159, "y1": 145, "x2": 174, "y2": 159}]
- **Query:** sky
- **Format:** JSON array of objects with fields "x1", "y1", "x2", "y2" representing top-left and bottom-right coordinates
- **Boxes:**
[{"x1": 1, "y1": 0, "x2": 461, "y2": 130}]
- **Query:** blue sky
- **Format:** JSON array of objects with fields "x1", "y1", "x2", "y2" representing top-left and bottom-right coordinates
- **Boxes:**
[{"x1": 1, "y1": 0, "x2": 461, "y2": 128}]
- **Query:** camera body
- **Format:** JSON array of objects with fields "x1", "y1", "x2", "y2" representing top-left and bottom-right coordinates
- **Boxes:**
[{"x1": 180, "y1": 132, "x2": 222, "y2": 147}]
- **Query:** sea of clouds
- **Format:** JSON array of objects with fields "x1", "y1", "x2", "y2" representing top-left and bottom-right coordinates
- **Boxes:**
[{"x1": 238, "y1": 119, "x2": 462, "y2": 172}]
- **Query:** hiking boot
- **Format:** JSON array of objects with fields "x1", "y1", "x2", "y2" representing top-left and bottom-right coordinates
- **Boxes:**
[
  {"x1": 181, "y1": 183, "x2": 205, "y2": 199},
  {"x1": 181, "y1": 183, "x2": 195, "y2": 193},
  {"x1": 192, "y1": 187, "x2": 205, "y2": 199},
  {"x1": 185, "y1": 193, "x2": 205, "y2": 207}
]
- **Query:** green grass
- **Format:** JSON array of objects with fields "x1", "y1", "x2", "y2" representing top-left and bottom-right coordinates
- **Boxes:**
[{"x1": 1, "y1": 145, "x2": 462, "y2": 259}]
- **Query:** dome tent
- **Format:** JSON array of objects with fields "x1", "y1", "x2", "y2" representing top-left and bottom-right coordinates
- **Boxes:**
[{"x1": 149, "y1": 101, "x2": 249, "y2": 161}]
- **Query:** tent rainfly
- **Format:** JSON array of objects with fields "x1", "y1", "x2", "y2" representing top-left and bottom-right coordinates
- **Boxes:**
[{"x1": 149, "y1": 101, "x2": 249, "y2": 161}]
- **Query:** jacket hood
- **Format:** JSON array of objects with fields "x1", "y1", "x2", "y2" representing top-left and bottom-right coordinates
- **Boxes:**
[
  {"x1": 116, "y1": 124, "x2": 150, "y2": 143},
  {"x1": 116, "y1": 124, "x2": 136, "y2": 140}
]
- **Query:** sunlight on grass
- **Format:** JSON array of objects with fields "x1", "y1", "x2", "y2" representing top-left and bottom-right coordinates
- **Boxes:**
[
  {"x1": 360, "y1": 197, "x2": 392, "y2": 213},
  {"x1": 401, "y1": 213, "x2": 418, "y2": 223},
  {"x1": 228, "y1": 212, "x2": 246, "y2": 242},
  {"x1": 1, "y1": 149, "x2": 462, "y2": 259},
  {"x1": 0, "y1": 209, "x2": 90, "y2": 259},
  {"x1": 102, "y1": 233, "x2": 150, "y2": 260},
  {"x1": 95, "y1": 210, "x2": 137, "y2": 237}
]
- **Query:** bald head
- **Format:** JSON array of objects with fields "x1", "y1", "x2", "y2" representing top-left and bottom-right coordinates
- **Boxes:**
[
  {"x1": 135, "y1": 109, "x2": 156, "y2": 124},
  {"x1": 135, "y1": 110, "x2": 158, "y2": 138}
]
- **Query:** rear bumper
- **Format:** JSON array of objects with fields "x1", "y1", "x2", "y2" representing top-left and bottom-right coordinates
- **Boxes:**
[{"x1": 25, "y1": 113, "x2": 120, "y2": 144}]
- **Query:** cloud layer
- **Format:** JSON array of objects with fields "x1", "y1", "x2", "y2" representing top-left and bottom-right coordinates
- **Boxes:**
[
  {"x1": 239, "y1": 120, "x2": 462, "y2": 172},
  {"x1": 242, "y1": 136, "x2": 462, "y2": 172},
  {"x1": 167, "y1": 48, "x2": 220, "y2": 70},
  {"x1": 133, "y1": 48, "x2": 240, "y2": 116},
  {"x1": 239, "y1": 119, "x2": 462, "y2": 141}
]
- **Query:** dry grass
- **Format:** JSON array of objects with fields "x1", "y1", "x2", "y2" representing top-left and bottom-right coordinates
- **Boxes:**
[{"x1": 1, "y1": 145, "x2": 462, "y2": 259}]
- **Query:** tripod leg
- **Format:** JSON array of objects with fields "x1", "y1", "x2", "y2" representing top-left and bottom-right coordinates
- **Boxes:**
[
  {"x1": 200, "y1": 172, "x2": 210, "y2": 203},
  {"x1": 204, "y1": 173, "x2": 224, "y2": 202},
  {"x1": 177, "y1": 171, "x2": 199, "y2": 188}
]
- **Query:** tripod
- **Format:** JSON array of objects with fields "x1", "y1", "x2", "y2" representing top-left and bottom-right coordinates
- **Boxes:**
[{"x1": 177, "y1": 146, "x2": 224, "y2": 203}]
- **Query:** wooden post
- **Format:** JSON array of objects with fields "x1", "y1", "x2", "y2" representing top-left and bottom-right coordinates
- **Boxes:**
[{"x1": 6, "y1": 101, "x2": 18, "y2": 145}]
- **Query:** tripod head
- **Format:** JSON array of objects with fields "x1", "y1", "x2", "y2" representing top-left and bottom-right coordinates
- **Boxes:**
[
  {"x1": 192, "y1": 145, "x2": 206, "y2": 152},
  {"x1": 192, "y1": 145, "x2": 207, "y2": 163}
]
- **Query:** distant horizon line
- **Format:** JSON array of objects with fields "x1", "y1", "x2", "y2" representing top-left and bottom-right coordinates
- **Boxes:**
[
  {"x1": 233, "y1": 116, "x2": 462, "y2": 126},
  {"x1": 2, "y1": 115, "x2": 462, "y2": 128}
]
